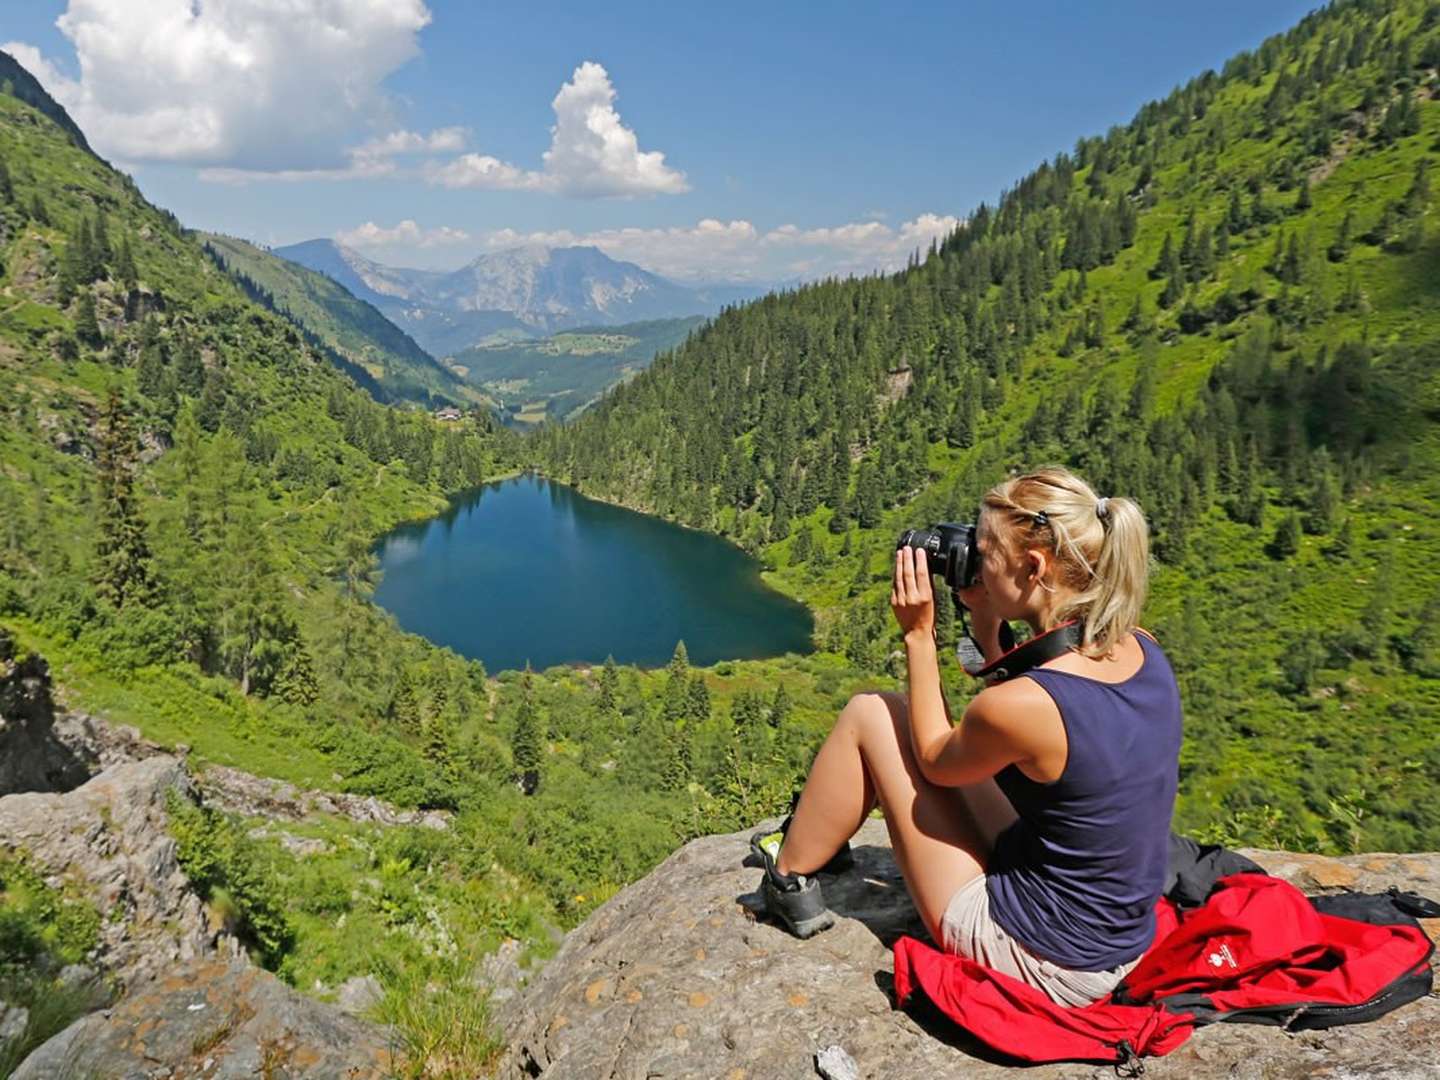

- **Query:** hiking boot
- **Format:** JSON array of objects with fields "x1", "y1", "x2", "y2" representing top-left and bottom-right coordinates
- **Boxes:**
[{"x1": 750, "y1": 830, "x2": 835, "y2": 939}]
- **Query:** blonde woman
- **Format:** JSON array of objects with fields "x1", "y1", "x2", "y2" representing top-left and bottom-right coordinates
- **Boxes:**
[{"x1": 751, "y1": 467, "x2": 1181, "y2": 1007}]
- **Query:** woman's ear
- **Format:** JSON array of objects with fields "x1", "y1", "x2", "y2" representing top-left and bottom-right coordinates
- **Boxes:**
[{"x1": 1026, "y1": 548, "x2": 1049, "y2": 584}]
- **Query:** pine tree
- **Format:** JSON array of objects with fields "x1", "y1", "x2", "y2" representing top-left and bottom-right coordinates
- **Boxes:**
[
  {"x1": 1294, "y1": 176, "x2": 1312, "y2": 212},
  {"x1": 663, "y1": 640, "x2": 690, "y2": 723},
  {"x1": 1227, "y1": 187, "x2": 1248, "y2": 233},
  {"x1": 789, "y1": 524, "x2": 812, "y2": 565},
  {"x1": 115, "y1": 235, "x2": 138, "y2": 291},
  {"x1": 274, "y1": 643, "x2": 319, "y2": 708},
  {"x1": 1306, "y1": 453, "x2": 1339, "y2": 534},
  {"x1": 174, "y1": 333, "x2": 205, "y2": 396},
  {"x1": 512, "y1": 665, "x2": 542, "y2": 794},
  {"x1": 74, "y1": 288, "x2": 102, "y2": 348},
  {"x1": 855, "y1": 461, "x2": 883, "y2": 528},
  {"x1": 1271, "y1": 511, "x2": 1302, "y2": 559},
  {"x1": 597, "y1": 654, "x2": 619, "y2": 713},
  {"x1": 685, "y1": 672, "x2": 711, "y2": 724},
  {"x1": 1328, "y1": 210, "x2": 1353, "y2": 262},
  {"x1": 391, "y1": 669, "x2": 422, "y2": 732},
  {"x1": 934, "y1": 585, "x2": 956, "y2": 650},
  {"x1": 661, "y1": 705, "x2": 692, "y2": 791},
  {"x1": 768, "y1": 683, "x2": 792, "y2": 730},
  {"x1": 93, "y1": 389, "x2": 153, "y2": 608}
]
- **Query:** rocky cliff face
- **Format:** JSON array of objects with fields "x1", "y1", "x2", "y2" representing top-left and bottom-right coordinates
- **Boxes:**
[
  {"x1": 496, "y1": 818, "x2": 1440, "y2": 1080},
  {"x1": 0, "y1": 637, "x2": 401, "y2": 1077}
]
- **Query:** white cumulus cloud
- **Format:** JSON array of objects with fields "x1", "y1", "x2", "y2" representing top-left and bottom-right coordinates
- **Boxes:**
[
  {"x1": 4, "y1": 0, "x2": 431, "y2": 169},
  {"x1": 336, "y1": 220, "x2": 471, "y2": 248},
  {"x1": 428, "y1": 62, "x2": 687, "y2": 198}
]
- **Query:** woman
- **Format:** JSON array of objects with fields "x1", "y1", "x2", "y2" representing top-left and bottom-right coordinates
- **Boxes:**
[{"x1": 751, "y1": 466, "x2": 1182, "y2": 1007}]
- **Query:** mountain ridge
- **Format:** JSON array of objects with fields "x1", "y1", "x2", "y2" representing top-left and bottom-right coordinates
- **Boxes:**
[{"x1": 275, "y1": 238, "x2": 764, "y2": 355}]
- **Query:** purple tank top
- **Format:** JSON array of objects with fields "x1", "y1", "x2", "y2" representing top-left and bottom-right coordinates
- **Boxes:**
[{"x1": 985, "y1": 632, "x2": 1182, "y2": 971}]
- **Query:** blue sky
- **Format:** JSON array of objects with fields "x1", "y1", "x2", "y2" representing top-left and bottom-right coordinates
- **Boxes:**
[{"x1": 5, "y1": 1, "x2": 1319, "y2": 282}]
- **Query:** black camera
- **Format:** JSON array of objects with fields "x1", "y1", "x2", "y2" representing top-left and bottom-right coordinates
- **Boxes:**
[{"x1": 896, "y1": 523, "x2": 979, "y2": 590}]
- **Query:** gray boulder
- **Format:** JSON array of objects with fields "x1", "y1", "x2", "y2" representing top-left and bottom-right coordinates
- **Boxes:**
[
  {"x1": 12, "y1": 960, "x2": 396, "y2": 1079},
  {"x1": 496, "y1": 819, "x2": 1440, "y2": 1079},
  {"x1": 0, "y1": 755, "x2": 235, "y2": 992}
]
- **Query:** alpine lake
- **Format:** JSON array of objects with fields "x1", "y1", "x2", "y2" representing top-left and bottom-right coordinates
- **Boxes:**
[{"x1": 372, "y1": 473, "x2": 815, "y2": 672}]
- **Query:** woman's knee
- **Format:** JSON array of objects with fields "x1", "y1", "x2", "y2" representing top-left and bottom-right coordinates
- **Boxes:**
[{"x1": 838, "y1": 691, "x2": 910, "y2": 750}]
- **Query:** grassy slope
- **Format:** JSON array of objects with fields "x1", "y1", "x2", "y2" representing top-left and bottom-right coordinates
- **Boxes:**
[
  {"x1": 448, "y1": 315, "x2": 706, "y2": 424},
  {"x1": 200, "y1": 232, "x2": 491, "y2": 410}
]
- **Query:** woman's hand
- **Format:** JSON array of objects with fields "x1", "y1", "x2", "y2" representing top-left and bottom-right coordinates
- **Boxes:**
[{"x1": 891, "y1": 546, "x2": 935, "y2": 642}]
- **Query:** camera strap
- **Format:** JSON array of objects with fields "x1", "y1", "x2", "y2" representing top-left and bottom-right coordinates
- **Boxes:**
[{"x1": 956, "y1": 615, "x2": 1084, "y2": 685}]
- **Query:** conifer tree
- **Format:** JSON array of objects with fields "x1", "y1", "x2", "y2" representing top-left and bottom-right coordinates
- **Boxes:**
[
  {"x1": 597, "y1": 654, "x2": 619, "y2": 713},
  {"x1": 1294, "y1": 176, "x2": 1312, "y2": 212},
  {"x1": 855, "y1": 461, "x2": 883, "y2": 528},
  {"x1": 661, "y1": 705, "x2": 692, "y2": 791},
  {"x1": 663, "y1": 640, "x2": 689, "y2": 723},
  {"x1": 768, "y1": 683, "x2": 792, "y2": 730},
  {"x1": 789, "y1": 526, "x2": 812, "y2": 566},
  {"x1": 93, "y1": 389, "x2": 153, "y2": 608},
  {"x1": 390, "y1": 669, "x2": 421, "y2": 731},
  {"x1": 115, "y1": 235, "x2": 138, "y2": 290},
  {"x1": 1271, "y1": 511, "x2": 1302, "y2": 559},
  {"x1": 512, "y1": 665, "x2": 542, "y2": 794},
  {"x1": 1328, "y1": 209, "x2": 1353, "y2": 262},
  {"x1": 686, "y1": 672, "x2": 711, "y2": 724},
  {"x1": 1149, "y1": 233, "x2": 1175, "y2": 280},
  {"x1": 1227, "y1": 187, "x2": 1248, "y2": 233},
  {"x1": 174, "y1": 333, "x2": 205, "y2": 396},
  {"x1": 74, "y1": 288, "x2": 102, "y2": 348},
  {"x1": 275, "y1": 640, "x2": 320, "y2": 708}
]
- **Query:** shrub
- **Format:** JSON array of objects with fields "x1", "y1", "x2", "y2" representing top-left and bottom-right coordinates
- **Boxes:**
[{"x1": 165, "y1": 791, "x2": 293, "y2": 969}]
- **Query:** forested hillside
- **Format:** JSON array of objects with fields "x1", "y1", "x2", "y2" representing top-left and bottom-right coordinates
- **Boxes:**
[
  {"x1": 200, "y1": 233, "x2": 489, "y2": 410},
  {"x1": 536, "y1": 0, "x2": 1440, "y2": 852}
]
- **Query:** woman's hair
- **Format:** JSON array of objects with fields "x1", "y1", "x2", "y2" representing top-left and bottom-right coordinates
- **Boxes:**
[{"x1": 980, "y1": 466, "x2": 1149, "y2": 658}]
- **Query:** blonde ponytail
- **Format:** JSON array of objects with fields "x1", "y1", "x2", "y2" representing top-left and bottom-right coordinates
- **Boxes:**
[{"x1": 981, "y1": 467, "x2": 1150, "y2": 658}]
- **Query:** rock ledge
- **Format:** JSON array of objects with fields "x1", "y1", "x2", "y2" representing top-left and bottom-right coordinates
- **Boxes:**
[{"x1": 496, "y1": 819, "x2": 1440, "y2": 1080}]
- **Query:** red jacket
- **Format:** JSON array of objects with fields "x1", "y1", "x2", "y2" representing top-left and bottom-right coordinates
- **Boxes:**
[{"x1": 892, "y1": 873, "x2": 1434, "y2": 1067}]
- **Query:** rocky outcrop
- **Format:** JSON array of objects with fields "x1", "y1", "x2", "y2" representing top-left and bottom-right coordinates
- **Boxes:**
[
  {"x1": 196, "y1": 762, "x2": 450, "y2": 831},
  {"x1": 496, "y1": 819, "x2": 1440, "y2": 1079},
  {"x1": 11, "y1": 961, "x2": 397, "y2": 1079},
  {"x1": 0, "y1": 755, "x2": 236, "y2": 992},
  {"x1": 0, "y1": 630, "x2": 93, "y2": 794}
]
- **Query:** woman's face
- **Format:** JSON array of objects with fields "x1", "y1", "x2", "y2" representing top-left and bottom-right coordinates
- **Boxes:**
[{"x1": 974, "y1": 511, "x2": 1042, "y2": 620}]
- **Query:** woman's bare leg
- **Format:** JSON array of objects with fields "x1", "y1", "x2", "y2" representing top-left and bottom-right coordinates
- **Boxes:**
[{"x1": 775, "y1": 691, "x2": 1012, "y2": 942}]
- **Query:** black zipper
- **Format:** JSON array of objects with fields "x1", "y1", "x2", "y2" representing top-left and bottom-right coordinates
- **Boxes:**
[{"x1": 1185, "y1": 959, "x2": 1433, "y2": 1028}]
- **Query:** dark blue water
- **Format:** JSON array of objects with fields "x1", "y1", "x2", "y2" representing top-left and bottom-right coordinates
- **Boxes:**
[{"x1": 372, "y1": 474, "x2": 814, "y2": 672}]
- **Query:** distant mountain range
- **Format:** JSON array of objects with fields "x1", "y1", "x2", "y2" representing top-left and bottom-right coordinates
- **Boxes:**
[
  {"x1": 200, "y1": 234, "x2": 490, "y2": 410},
  {"x1": 273, "y1": 240, "x2": 766, "y2": 357}
]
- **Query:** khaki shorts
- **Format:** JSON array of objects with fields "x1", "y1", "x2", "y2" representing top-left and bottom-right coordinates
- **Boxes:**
[{"x1": 938, "y1": 874, "x2": 1140, "y2": 1007}]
